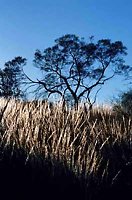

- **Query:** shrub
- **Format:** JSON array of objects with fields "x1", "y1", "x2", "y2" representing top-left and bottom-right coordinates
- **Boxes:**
[{"x1": 112, "y1": 89, "x2": 132, "y2": 117}]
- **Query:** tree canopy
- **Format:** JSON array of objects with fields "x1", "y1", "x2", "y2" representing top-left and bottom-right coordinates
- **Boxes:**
[
  {"x1": 28, "y1": 34, "x2": 130, "y2": 107},
  {"x1": 0, "y1": 34, "x2": 131, "y2": 106},
  {"x1": 0, "y1": 57, "x2": 26, "y2": 99}
]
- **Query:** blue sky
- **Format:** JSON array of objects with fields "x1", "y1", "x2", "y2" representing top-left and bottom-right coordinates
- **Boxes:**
[{"x1": 0, "y1": 0, "x2": 132, "y2": 103}]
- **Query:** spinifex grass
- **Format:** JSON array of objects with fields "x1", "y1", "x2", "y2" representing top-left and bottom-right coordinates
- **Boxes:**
[{"x1": 0, "y1": 98, "x2": 132, "y2": 200}]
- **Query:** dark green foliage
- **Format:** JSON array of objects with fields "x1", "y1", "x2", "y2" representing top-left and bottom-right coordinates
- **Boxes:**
[
  {"x1": 0, "y1": 57, "x2": 26, "y2": 99},
  {"x1": 120, "y1": 89, "x2": 132, "y2": 115},
  {"x1": 113, "y1": 89, "x2": 132, "y2": 116}
]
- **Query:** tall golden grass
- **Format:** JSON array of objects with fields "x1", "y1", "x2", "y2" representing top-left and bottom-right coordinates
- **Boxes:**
[{"x1": 0, "y1": 98, "x2": 132, "y2": 199}]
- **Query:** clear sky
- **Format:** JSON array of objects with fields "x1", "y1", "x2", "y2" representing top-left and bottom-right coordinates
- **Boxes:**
[{"x1": 0, "y1": 0, "x2": 132, "y2": 103}]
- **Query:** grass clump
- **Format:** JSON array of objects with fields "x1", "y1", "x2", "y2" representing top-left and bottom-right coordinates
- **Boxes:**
[{"x1": 0, "y1": 98, "x2": 132, "y2": 200}]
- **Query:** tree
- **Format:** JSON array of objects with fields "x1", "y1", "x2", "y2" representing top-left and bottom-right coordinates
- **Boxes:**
[
  {"x1": 0, "y1": 56, "x2": 26, "y2": 99},
  {"x1": 26, "y1": 34, "x2": 130, "y2": 108},
  {"x1": 113, "y1": 89, "x2": 132, "y2": 116}
]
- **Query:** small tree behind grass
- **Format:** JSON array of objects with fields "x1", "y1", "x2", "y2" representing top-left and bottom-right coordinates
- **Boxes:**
[
  {"x1": 0, "y1": 57, "x2": 26, "y2": 99},
  {"x1": 112, "y1": 89, "x2": 132, "y2": 117}
]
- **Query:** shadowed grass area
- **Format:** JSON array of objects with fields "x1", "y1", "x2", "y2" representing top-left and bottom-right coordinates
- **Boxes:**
[
  {"x1": 0, "y1": 98, "x2": 132, "y2": 199},
  {"x1": 0, "y1": 146, "x2": 85, "y2": 200}
]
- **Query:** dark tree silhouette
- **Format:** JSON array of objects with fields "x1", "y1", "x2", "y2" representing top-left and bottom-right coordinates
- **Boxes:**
[
  {"x1": 26, "y1": 34, "x2": 130, "y2": 108},
  {"x1": 0, "y1": 56, "x2": 26, "y2": 99},
  {"x1": 8, "y1": 34, "x2": 127, "y2": 108}
]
